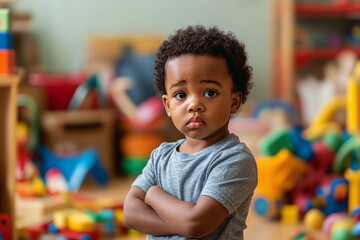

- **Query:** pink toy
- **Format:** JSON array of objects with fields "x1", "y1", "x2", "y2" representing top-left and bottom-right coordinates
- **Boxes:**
[
  {"x1": 322, "y1": 213, "x2": 347, "y2": 238},
  {"x1": 45, "y1": 168, "x2": 69, "y2": 194}
]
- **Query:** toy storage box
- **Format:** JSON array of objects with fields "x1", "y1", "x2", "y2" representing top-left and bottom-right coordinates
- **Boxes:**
[{"x1": 40, "y1": 109, "x2": 116, "y2": 176}]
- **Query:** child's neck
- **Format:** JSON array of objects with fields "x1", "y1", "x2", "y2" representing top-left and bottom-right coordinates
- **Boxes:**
[{"x1": 179, "y1": 131, "x2": 230, "y2": 154}]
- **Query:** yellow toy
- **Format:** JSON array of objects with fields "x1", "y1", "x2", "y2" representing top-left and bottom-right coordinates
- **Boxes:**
[
  {"x1": 303, "y1": 208, "x2": 325, "y2": 230},
  {"x1": 345, "y1": 168, "x2": 360, "y2": 214},
  {"x1": 53, "y1": 209, "x2": 96, "y2": 233},
  {"x1": 281, "y1": 204, "x2": 300, "y2": 224},
  {"x1": 67, "y1": 212, "x2": 96, "y2": 233},
  {"x1": 54, "y1": 209, "x2": 79, "y2": 229},
  {"x1": 347, "y1": 62, "x2": 360, "y2": 135},
  {"x1": 254, "y1": 149, "x2": 307, "y2": 218}
]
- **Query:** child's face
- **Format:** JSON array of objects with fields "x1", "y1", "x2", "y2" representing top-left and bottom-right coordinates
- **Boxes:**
[{"x1": 162, "y1": 54, "x2": 242, "y2": 142}]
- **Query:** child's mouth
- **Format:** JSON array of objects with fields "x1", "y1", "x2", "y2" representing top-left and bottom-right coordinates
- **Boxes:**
[{"x1": 187, "y1": 117, "x2": 204, "y2": 128}]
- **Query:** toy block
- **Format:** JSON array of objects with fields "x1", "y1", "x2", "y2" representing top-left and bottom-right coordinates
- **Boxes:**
[
  {"x1": 281, "y1": 204, "x2": 299, "y2": 224},
  {"x1": 324, "y1": 132, "x2": 343, "y2": 152},
  {"x1": 0, "y1": 33, "x2": 13, "y2": 49},
  {"x1": 16, "y1": 195, "x2": 70, "y2": 223},
  {"x1": 0, "y1": 49, "x2": 16, "y2": 74},
  {"x1": 347, "y1": 66, "x2": 360, "y2": 135},
  {"x1": 290, "y1": 128, "x2": 313, "y2": 161},
  {"x1": 0, "y1": 214, "x2": 11, "y2": 240},
  {"x1": 259, "y1": 129, "x2": 295, "y2": 156},
  {"x1": 0, "y1": 9, "x2": 10, "y2": 32}
]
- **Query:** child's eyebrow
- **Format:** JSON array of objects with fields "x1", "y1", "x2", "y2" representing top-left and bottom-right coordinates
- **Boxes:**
[
  {"x1": 170, "y1": 80, "x2": 187, "y2": 89},
  {"x1": 200, "y1": 80, "x2": 223, "y2": 87}
]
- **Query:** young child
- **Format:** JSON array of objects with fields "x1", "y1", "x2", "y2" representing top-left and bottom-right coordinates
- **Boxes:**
[{"x1": 123, "y1": 25, "x2": 258, "y2": 239}]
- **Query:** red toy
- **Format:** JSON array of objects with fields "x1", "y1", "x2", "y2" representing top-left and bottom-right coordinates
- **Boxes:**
[{"x1": 0, "y1": 215, "x2": 11, "y2": 240}]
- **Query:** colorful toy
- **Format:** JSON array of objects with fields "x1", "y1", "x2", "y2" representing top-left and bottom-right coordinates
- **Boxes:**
[
  {"x1": 280, "y1": 204, "x2": 300, "y2": 224},
  {"x1": 0, "y1": 9, "x2": 15, "y2": 75},
  {"x1": 303, "y1": 208, "x2": 325, "y2": 230},
  {"x1": 45, "y1": 168, "x2": 69, "y2": 194},
  {"x1": 289, "y1": 128, "x2": 313, "y2": 161},
  {"x1": 67, "y1": 212, "x2": 96, "y2": 233},
  {"x1": 254, "y1": 149, "x2": 307, "y2": 218},
  {"x1": 347, "y1": 63, "x2": 360, "y2": 135},
  {"x1": 259, "y1": 129, "x2": 295, "y2": 157},
  {"x1": 315, "y1": 177, "x2": 348, "y2": 215},
  {"x1": 68, "y1": 74, "x2": 108, "y2": 110},
  {"x1": 290, "y1": 231, "x2": 315, "y2": 240},
  {"x1": 0, "y1": 9, "x2": 10, "y2": 32},
  {"x1": 322, "y1": 213, "x2": 347, "y2": 238},
  {"x1": 331, "y1": 218, "x2": 355, "y2": 240},
  {"x1": 251, "y1": 99, "x2": 299, "y2": 128},
  {"x1": 0, "y1": 214, "x2": 11, "y2": 240},
  {"x1": 38, "y1": 146, "x2": 108, "y2": 191},
  {"x1": 344, "y1": 168, "x2": 360, "y2": 214}
]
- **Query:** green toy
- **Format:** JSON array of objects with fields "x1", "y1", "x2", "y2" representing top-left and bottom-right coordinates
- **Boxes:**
[
  {"x1": 259, "y1": 129, "x2": 295, "y2": 156},
  {"x1": 0, "y1": 9, "x2": 10, "y2": 32}
]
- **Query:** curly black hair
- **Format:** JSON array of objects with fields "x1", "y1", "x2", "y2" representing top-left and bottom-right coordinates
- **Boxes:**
[{"x1": 154, "y1": 25, "x2": 253, "y2": 104}]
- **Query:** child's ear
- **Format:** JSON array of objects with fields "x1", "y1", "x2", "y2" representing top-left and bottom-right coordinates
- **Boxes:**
[
  {"x1": 162, "y1": 94, "x2": 171, "y2": 117},
  {"x1": 231, "y1": 92, "x2": 242, "y2": 114}
]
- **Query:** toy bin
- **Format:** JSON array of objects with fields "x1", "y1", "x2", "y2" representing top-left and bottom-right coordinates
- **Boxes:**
[{"x1": 29, "y1": 72, "x2": 88, "y2": 110}]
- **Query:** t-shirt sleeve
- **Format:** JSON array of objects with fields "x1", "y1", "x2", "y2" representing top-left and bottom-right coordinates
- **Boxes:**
[
  {"x1": 200, "y1": 150, "x2": 258, "y2": 215},
  {"x1": 131, "y1": 148, "x2": 158, "y2": 193}
]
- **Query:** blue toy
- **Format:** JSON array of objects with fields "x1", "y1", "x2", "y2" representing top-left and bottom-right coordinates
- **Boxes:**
[
  {"x1": 68, "y1": 74, "x2": 108, "y2": 110},
  {"x1": 290, "y1": 128, "x2": 313, "y2": 161},
  {"x1": 114, "y1": 47, "x2": 156, "y2": 105},
  {"x1": 316, "y1": 177, "x2": 348, "y2": 216},
  {"x1": 38, "y1": 147, "x2": 109, "y2": 191}
]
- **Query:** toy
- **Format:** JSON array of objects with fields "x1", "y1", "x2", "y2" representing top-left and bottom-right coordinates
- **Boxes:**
[
  {"x1": 344, "y1": 168, "x2": 360, "y2": 214},
  {"x1": 0, "y1": 9, "x2": 10, "y2": 32},
  {"x1": 315, "y1": 177, "x2": 348, "y2": 215},
  {"x1": 254, "y1": 149, "x2": 307, "y2": 218},
  {"x1": 251, "y1": 99, "x2": 299, "y2": 129},
  {"x1": 68, "y1": 74, "x2": 108, "y2": 110},
  {"x1": 45, "y1": 168, "x2": 69, "y2": 194},
  {"x1": 67, "y1": 212, "x2": 96, "y2": 233},
  {"x1": 38, "y1": 146, "x2": 108, "y2": 191},
  {"x1": 303, "y1": 208, "x2": 325, "y2": 230},
  {"x1": 345, "y1": 60, "x2": 360, "y2": 136},
  {"x1": 0, "y1": 214, "x2": 11, "y2": 240},
  {"x1": 0, "y1": 9, "x2": 15, "y2": 75},
  {"x1": 289, "y1": 128, "x2": 313, "y2": 161},
  {"x1": 259, "y1": 129, "x2": 295, "y2": 156},
  {"x1": 322, "y1": 213, "x2": 347, "y2": 238},
  {"x1": 331, "y1": 218, "x2": 355, "y2": 240},
  {"x1": 280, "y1": 204, "x2": 300, "y2": 224},
  {"x1": 16, "y1": 195, "x2": 70, "y2": 223}
]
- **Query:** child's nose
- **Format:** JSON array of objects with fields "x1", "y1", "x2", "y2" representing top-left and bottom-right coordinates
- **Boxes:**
[{"x1": 187, "y1": 97, "x2": 204, "y2": 112}]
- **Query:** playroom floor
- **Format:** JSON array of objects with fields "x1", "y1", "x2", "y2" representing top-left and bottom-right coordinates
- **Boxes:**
[{"x1": 79, "y1": 178, "x2": 327, "y2": 240}]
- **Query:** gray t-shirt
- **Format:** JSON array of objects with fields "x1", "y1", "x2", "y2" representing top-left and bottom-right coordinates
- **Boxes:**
[{"x1": 132, "y1": 133, "x2": 258, "y2": 240}]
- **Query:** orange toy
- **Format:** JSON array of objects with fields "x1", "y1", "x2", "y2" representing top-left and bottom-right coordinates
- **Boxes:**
[
  {"x1": 0, "y1": 49, "x2": 15, "y2": 74},
  {"x1": 254, "y1": 149, "x2": 307, "y2": 218}
]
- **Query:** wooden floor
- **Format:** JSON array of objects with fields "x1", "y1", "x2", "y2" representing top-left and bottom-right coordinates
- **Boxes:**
[{"x1": 79, "y1": 177, "x2": 326, "y2": 240}]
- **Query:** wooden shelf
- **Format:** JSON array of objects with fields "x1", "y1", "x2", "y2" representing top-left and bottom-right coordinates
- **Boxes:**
[
  {"x1": 295, "y1": 47, "x2": 360, "y2": 68},
  {"x1": 296, "y1": 3, "x2": 360, "y2": 17},
  {"x1": 0, "y1": 73, "x2": 21, "y2": 240}
]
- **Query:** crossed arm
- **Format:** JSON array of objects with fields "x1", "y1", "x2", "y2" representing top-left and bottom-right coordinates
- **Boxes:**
[{"x1": 123, "y1": 186, "x2": 228, "y2": 238}]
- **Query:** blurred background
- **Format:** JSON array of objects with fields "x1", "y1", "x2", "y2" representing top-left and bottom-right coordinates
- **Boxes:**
[{"x1": 1, "y1": 0, "x2": 360, "y2": 239}]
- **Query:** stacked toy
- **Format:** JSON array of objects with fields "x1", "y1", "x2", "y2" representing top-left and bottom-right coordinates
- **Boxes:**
[
  {"x1": 0, "y1": 8, "x2": 16, "y2": 75},
  {"x1": 254, "y1": 61, "x2": 360, "y2": 240},
  {"x1": 119, "y1": 97, "x2": 165, "y2": 176}
]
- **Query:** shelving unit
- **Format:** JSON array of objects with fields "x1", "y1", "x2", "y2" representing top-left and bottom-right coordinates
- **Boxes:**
[
  {"x1": 272, "y1": 0, "x2": 360, "y2": 102},
  {"x1": 0, "y1": 73, "x2": 21, "y2": 240}
]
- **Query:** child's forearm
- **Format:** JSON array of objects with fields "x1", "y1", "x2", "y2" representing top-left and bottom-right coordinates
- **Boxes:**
[
  {"x1": 145, "y1": 186, "x2": 227, "y2": 238},
  {"x1": 123, "y1": 186, "x2": 176, "y2": 236}
]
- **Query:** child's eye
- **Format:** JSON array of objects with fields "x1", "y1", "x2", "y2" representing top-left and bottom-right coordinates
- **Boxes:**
[
  {"x1": 175, "y1": 92, "x2": 187, "y2": 99},
  {"x1": 204, "y1": 90, "x2": 218, "y2": 98}
]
